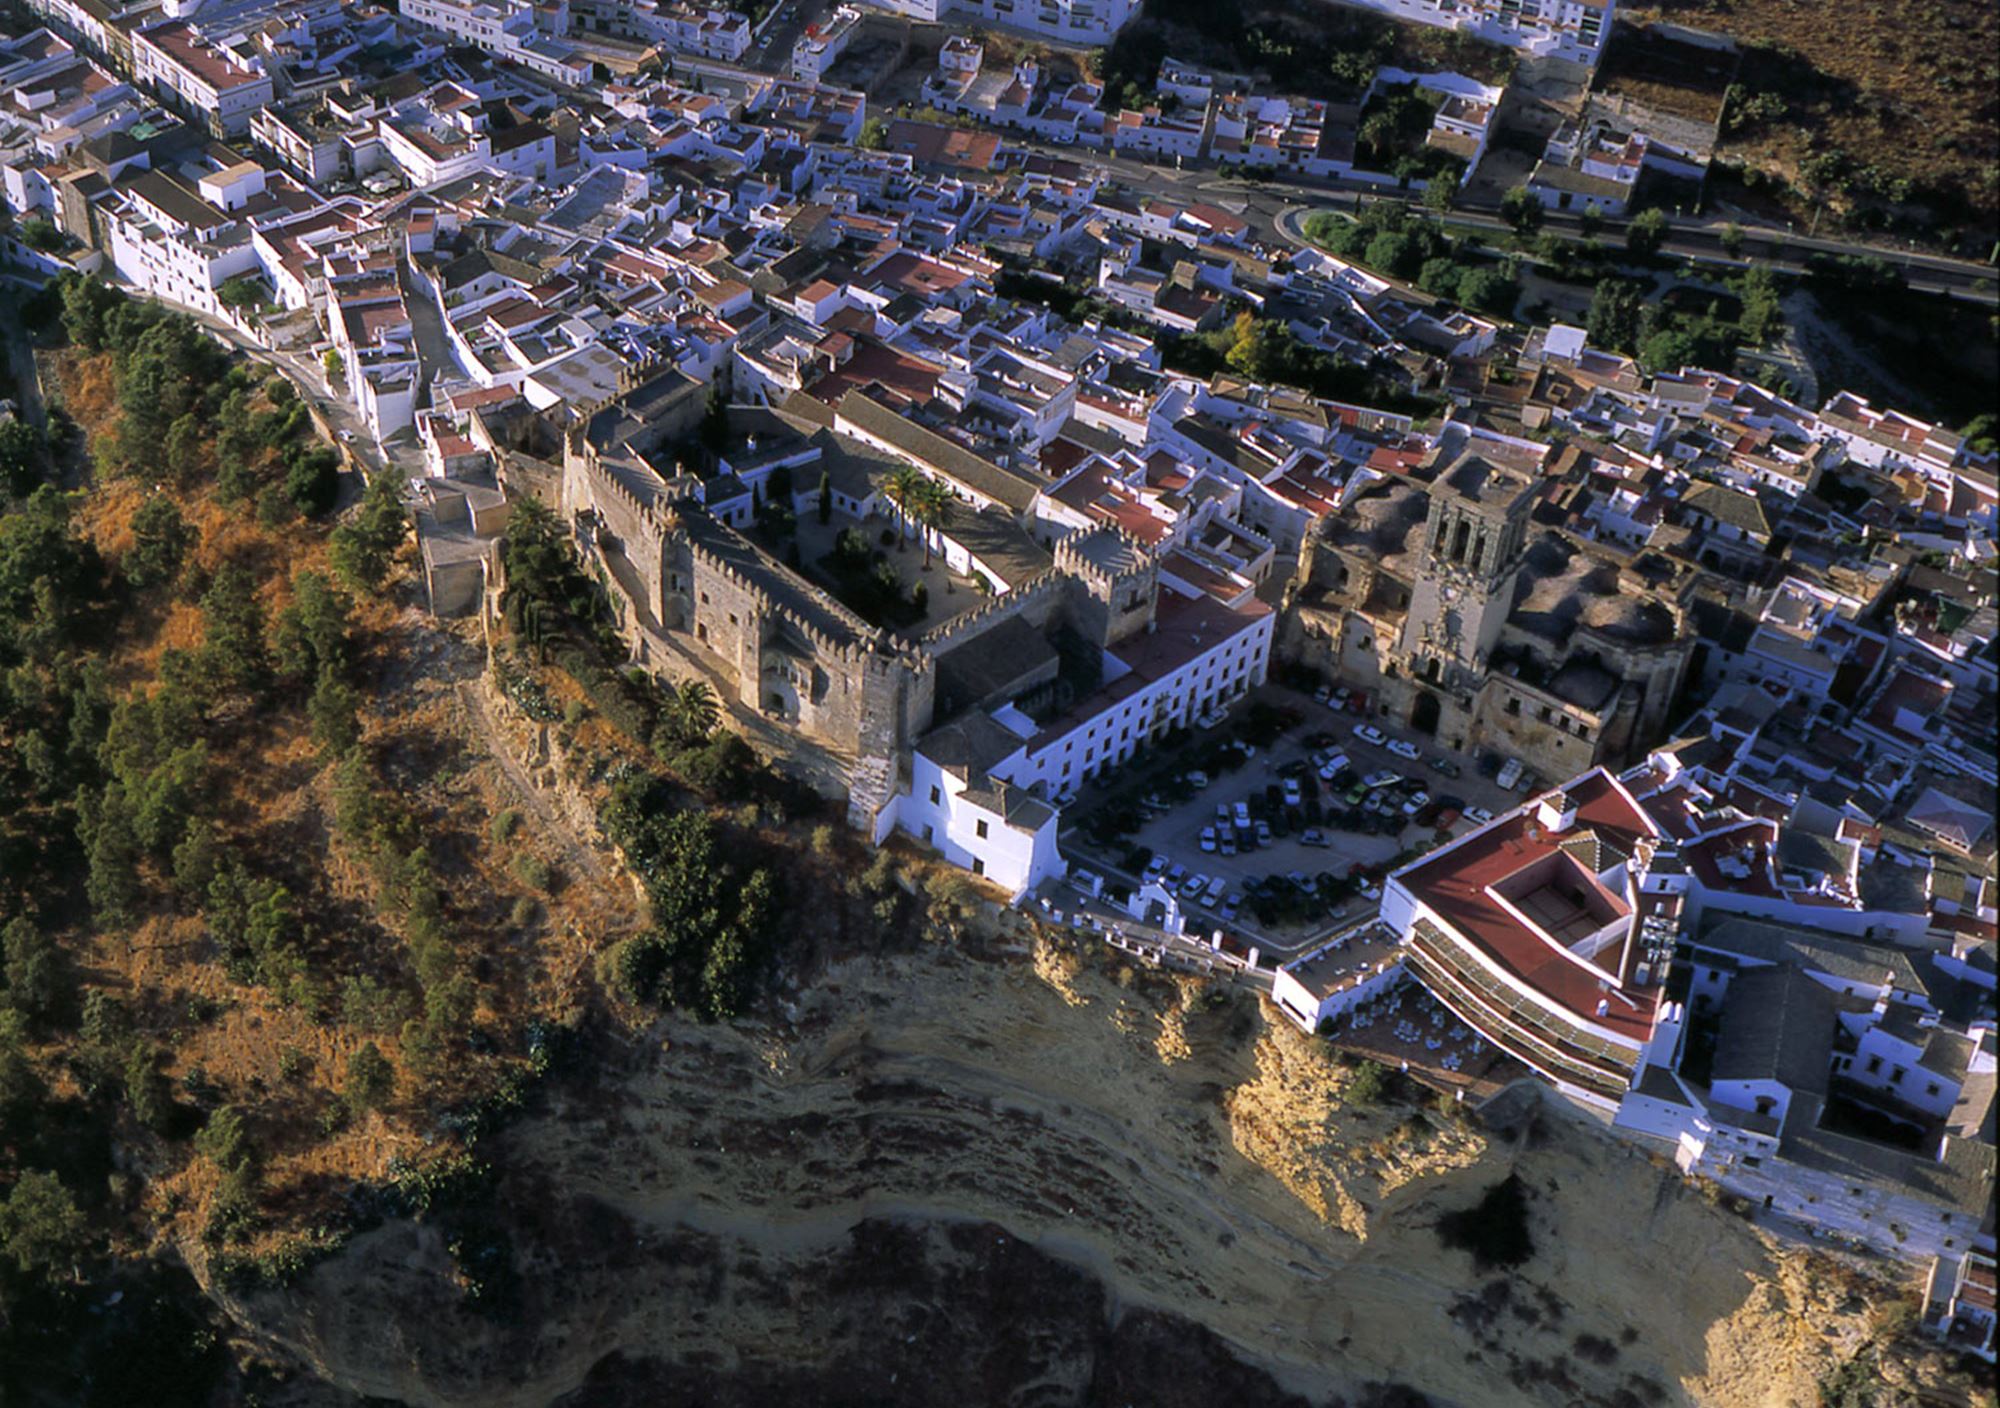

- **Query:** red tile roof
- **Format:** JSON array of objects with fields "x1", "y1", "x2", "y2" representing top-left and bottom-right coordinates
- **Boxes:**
[{"x1": 1399, "y1": 770, "x2": 1662, "y2": 1041}]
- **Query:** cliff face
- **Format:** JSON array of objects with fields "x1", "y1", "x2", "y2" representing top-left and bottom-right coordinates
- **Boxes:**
[{"x1": 204, "y1": 947, "x2": 1917, "y2": 1408}]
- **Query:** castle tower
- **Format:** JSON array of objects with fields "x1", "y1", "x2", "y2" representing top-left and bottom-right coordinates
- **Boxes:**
[
  {"x1": 1054, "y1": 526, "x2": 1159, "y2": 649},
  {"x1": 1398, "y1": 450, "x2": 1538, "y2": 694}
]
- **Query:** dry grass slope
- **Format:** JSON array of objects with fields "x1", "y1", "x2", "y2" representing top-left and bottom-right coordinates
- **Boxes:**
[{"x1": 1628, "y1": 0, "x2": 2000, "y2": 236}]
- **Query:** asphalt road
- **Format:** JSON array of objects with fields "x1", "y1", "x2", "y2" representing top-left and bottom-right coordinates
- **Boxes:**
[{"x1": 977, "y1": 129, "x2": 1999, "y2": 306}]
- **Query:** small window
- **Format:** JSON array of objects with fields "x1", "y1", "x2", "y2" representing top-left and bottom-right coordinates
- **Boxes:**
[
  {"x1": 971, "y1": 857, "x2": 984, "y2": 876},
  {"x1": 975, "y1": 820, "x2": 989, "y2": 840},
  {"x1": 929, "y1": 786, "x2": 941, "y2": 805},
  {"x1": 1865, "y1": 1055, "x2": 1882, "y2": 1074},
  {"x1": 1926, "y1": 1081, "x2": 1941, "y2": 1097}
]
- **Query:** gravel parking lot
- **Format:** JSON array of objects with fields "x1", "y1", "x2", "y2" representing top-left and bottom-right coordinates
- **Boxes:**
[{"x1": 1065, "y1": 684, "x2": 1534, "y2": 955}]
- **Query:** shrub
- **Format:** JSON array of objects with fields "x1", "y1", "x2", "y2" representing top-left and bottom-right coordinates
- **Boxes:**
[
  {"x1": 1345, "y1": 1058, "x2": 1392, "y2": 1105},
  {"x1": 512, "y1": 854, "x2": 553, "y2": 892},
  {"x1": 509, "y1": 896, "x2": 539, "y2": 928},
  {"x1": 344, "y1": 1042, "x2": 394, "y2": 1112},
  {"x1": 490, "y1": 809, "x2": 522, "y2": 843}
]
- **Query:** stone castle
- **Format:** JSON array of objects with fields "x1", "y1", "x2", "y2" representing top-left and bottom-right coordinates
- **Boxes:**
[{"x1": 489, "y1": 367, "x2": 1176, "y2": 832}]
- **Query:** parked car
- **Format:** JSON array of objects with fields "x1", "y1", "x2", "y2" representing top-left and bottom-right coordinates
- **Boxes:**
[
  {"x1": 1199, "y1": 826, "x2": 1217, "y2": 853},
  {"x1": 1232, "y1": 799, "x2": 1251, "y2": 826},
  {"x1": 1386, "y1": 739, "x2": 1420, "y2": 762},
  {"x1": 1188, "y1": 770, "x2": 1210, "y2": 789},
  {"x1": 1220, "y1": 892, "x2": 1243, "y2": 921},
  {"x1": 1362, "y1": 770, "x2": 1401, "y2": 790},
  {"x1": 1255, "y1": 820, "x2": 1272, "y2": 846},
  {"x1": 1352, "y1": 724, "x2": 1386, "y2": 747},
  {"x1": 1360, "y1": 882, "x2": 1382, "y2": 901},
  {"x1": 1494, "y1": 758, "x2": 1522, "y2": 791},
  {"x1": 1164, "y1": 863, "x2": 1187, "y2": 888},
  {"x1": 1331, "y1": 686, "x2": 1350, "y2": 707},
  {"x1": 1402, "y1": 789, "x2": 1430, "y2": 816},
  {"x1": 1282, "y1": 778, "x2": 1302, "y2": 806},
  {"x1": 1180, "y1": 872, "x2": 1208, "y2": 899},
  {"x1": 1287, "y1": 870, "x2": 1318, "y2": 895},
  {"x1": 1142, "y1": 853, "x2": 1167, "y2": 883},
  {"x1": 1219, "y1": 831, "x2": 1238, "y2": 857},
  {"x1": 1464, "y1": 805, "x2": 1496, "y2": 826},
  {"x1": 1428, "y1": 754, "x2": 1462, "y2": 779},
  {"x1": 1299, "y1": 827, "x2": 1329, "y2": 847},
  {"x1": 1313, "y1": 685, "x2": 1331, "y2": 704}
]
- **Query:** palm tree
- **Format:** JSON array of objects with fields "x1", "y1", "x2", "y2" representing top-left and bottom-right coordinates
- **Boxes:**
[
  {"x1": 675, "y1": 679, "x2": 719, "y2": 742},
  {"x1": 910, "y1": 478, "x2": 952, "y2": 569},
  {"x1": 883, "y1": 466, "x2": 924, "y2": 548}
]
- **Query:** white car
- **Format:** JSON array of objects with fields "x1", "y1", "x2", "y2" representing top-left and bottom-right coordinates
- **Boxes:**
[
  {"x1": 1313, "y1": 685, "x2": 1331, "y2": 704},
  {"x1": 1352, "y1": 724, "x2": 1386, "y2": 747},
  {"x1": 1464, "y1": 805, "x2": 1495, "y2": 826},
  {"x1": 1187, "y1": 770, "x2": 1209, "y2": 789},
  {"x1": 1180, "y1": 873, "x2": 1208, "y2": 900},
  {"x1": 1199, "y1": 826, "x2": 1217, "y2": 853},
  {"x1": 1362, "y1": 770, "x2": 1400, "y2": 790},
  {"x1": 1143, "y1": 854, "x2": 1168, "y2": 882},
  {"x1": 1402, "y1": 790, "x2": 1430, "y2": 816},
  {"x1": 1282, "y1": 779, "x2": 1302, "y2": 806},
  {"x1": 1360, "y1": 882, "x2": 1382, "y2": 901},
  {"x1": 1386, "y1": 739, "x2": 1420, "y2": 762}
]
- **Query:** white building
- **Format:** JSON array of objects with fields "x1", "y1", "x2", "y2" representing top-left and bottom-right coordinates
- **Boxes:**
[
  {"x1": 855, "y1": 0, "x2": 1138, "y2": 44},
  {"x1": 130, "y1": 20, "x2": 273, "y2": 137}
]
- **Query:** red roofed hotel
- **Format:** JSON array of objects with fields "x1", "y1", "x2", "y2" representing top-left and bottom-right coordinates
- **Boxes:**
[{"x1": 1384, "y1": 767, "x2": 1676, "y2": 1107}]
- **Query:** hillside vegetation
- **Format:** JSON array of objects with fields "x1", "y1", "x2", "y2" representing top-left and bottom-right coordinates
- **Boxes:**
[
  {"x1": 1627, "y1": 0, "x2": 2000, "y2": 245},
  {"x1": 0, "y1": 276, "x2": 1003, "y2": 1403}
]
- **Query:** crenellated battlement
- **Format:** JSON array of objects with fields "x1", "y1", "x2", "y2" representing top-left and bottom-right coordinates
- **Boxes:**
[{"x1": 919, "y1": 567, "x2": 1069, "y2": 652}]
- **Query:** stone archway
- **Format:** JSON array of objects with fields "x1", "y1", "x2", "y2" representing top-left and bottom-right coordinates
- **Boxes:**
[{"x1": 1411, "y1": 689, "x2": 1442, "y2": 736}]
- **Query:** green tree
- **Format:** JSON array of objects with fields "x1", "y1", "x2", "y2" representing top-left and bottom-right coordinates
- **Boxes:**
[
  {"x1": 1638, "y1": 326, "x2": 1701, "y2": 374},
  {"x1": 2, "y1": 916, "x2": 69, "y2": 1023},
  {"x1": 125, "y1": 495, "x2": 196, "y2": 592},
  {"x1": 1720, "y1": 221, "x2": 1745, "y2": 258},
  {"x1": 1363, "y1": 230, "x2": 1421, "y2": 280},
  {"x1": 284, "y1": 444, "x2": 341, "y2": 518},
  {"x1": 1417, "y1": 256, "x2": 1463, "y2": 301},
  {"x1": 124, "y1": 1043, "x2": 174, "y2": 1133},
  {"x1": 1422, "y1": 177, "x2": 1455, "y2": 213},
  {"x1": 1457, "y1": 266, "x2": 1516, "y2": 316},
  {"x1": 857, "y1": 115, "x2": 888, "y2": 149},
  {"x1": 18, "y1": 217, "x2": 63, "y2": 253},
  {"x1": 344, "y1": 1041, "x2": 395, "y2": 1113},
  {"x1": 216, "y1": 275, "x2": 264, "y2": 311},
  {"x1": 1499, "y1": 185, "x2": 1543, "y2": 237},
  {"x1": 699, "y1": 384, "x2": 730, "y2": 454},
  {"x1": 308, "y1": 668, "x2": 361, "y2": 757},
  {"x1": 0, "y1": 1170, "x2": 86, "y2": 1274},
  {"x1": 883, "y1": 465, "x2": 924, "y2": 547},
  {"x1": 272, "y1": 569, "x2": 354, "y2": 685},
  {"x1": 908, "y1": 477, "x2": 952, "y2": 568},
  {"x1": 199, "y1": 563, "x2": 268, "y2": 693},
  {"x1": 322, "y1": 348, "x2": 344, "y2": 383},
  {"x1": 1625, "y1": 206, "x2": 1668, "y2": 257},
  {"x1": 0, "y1": 419, "x2": 47, "y2": 501},
  {"x1": 1585, "y1": 277, "x2": 1647, "y2": 354},
  {"x1": 328, "y1": 474, "x2": 406, "y2": 593}
]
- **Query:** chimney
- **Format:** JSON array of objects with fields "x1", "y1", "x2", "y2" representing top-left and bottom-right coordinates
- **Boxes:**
[{"x1": 1537, "y1": 789, "x2": 1577, "y2": 833}]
